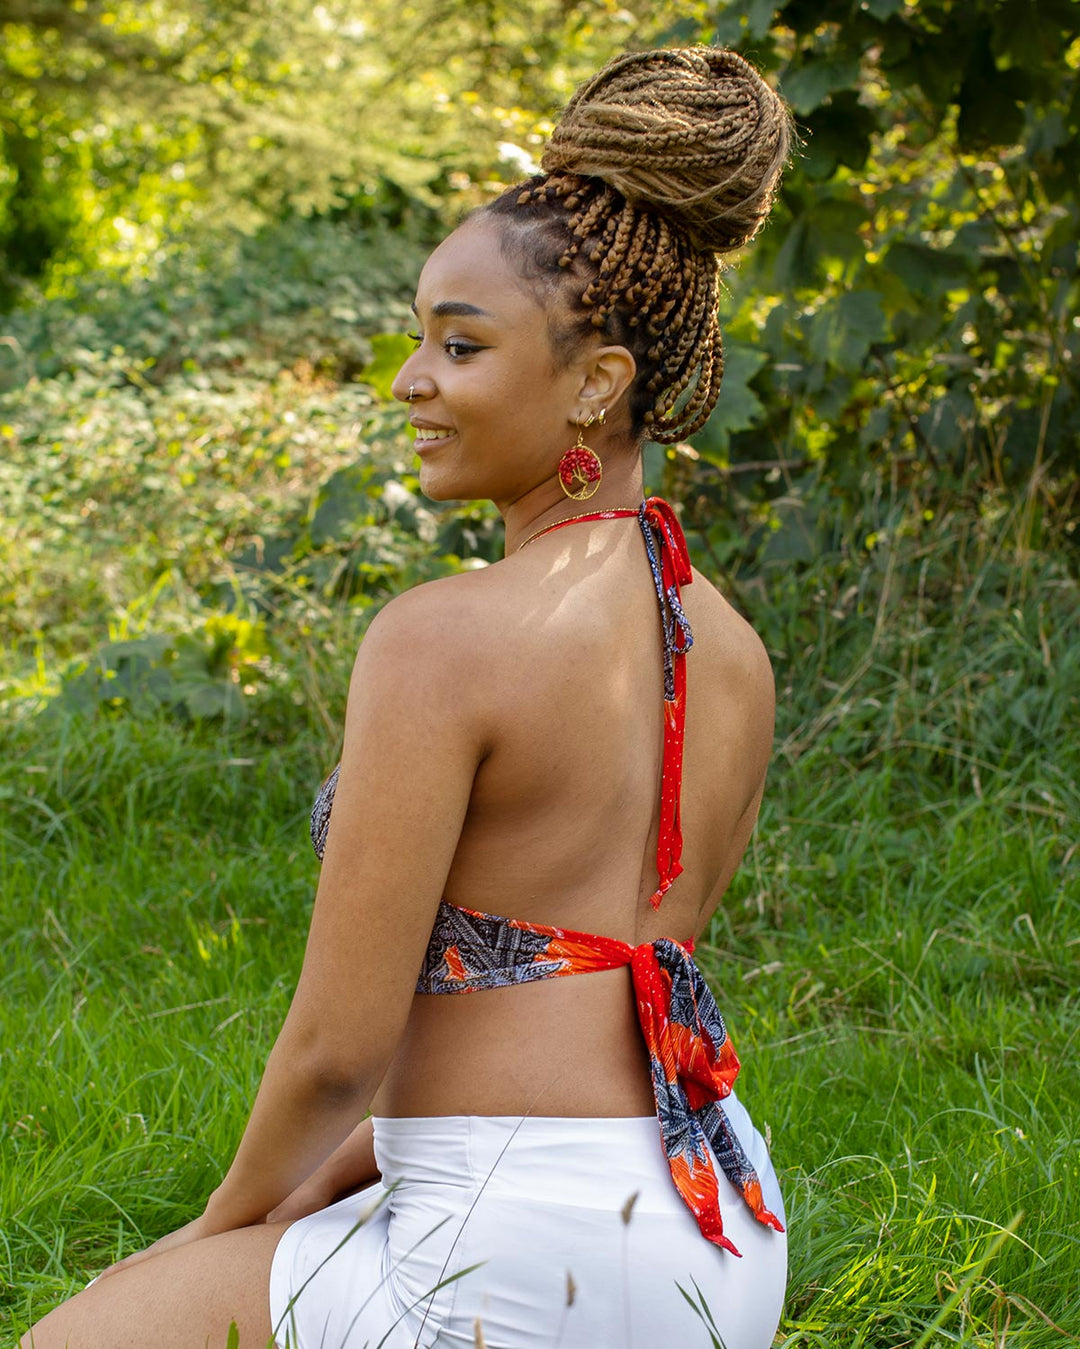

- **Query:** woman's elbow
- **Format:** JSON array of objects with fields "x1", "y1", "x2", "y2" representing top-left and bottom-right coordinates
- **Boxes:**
[{"x1": 270, "y1": 1014, "x2": 386, "y2": 1107}]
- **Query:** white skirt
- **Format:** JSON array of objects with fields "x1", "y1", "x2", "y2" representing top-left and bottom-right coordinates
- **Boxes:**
[{"x1": 269, "y1": 1103, "x2": 786, "y2": 1349}]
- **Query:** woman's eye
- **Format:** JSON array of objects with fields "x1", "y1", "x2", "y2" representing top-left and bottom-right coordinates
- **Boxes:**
[{"x1": 407, "y1": 331, "x2": 481, "y2": 358}]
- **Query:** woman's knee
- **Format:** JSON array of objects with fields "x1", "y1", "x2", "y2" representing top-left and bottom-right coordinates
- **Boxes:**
[{"x1": 19, "y1": 1221, "x2": 289, "y2": 1349}]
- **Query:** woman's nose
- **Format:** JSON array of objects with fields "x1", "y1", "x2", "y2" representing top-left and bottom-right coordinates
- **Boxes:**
[{"x1": 390, "y1": 360, "x2": 428, "y2": 405}]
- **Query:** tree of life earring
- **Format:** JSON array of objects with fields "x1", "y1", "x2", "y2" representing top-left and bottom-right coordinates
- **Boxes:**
[{"x1": 558, "y1": 412, "x2": 603, "y2": 500}]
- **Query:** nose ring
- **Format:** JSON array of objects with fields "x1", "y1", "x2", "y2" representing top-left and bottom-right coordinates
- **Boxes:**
[{"x1": 407, "y1": 384, "x2": 416, "y2": 402}]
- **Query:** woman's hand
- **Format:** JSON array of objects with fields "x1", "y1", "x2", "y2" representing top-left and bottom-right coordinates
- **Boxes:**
[
  {"x1": 267, "y1": 1116, "x2": 381, "y2": 1224},
  {"x1": 94, "y1": 1212, "x2": 223, "y2": 1281},
  {"x1": 266, "y1": 1170, "x2": 345, "y2": 1225}
]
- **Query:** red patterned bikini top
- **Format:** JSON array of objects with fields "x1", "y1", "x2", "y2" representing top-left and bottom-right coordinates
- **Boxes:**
[{"x1": 310, "y1": 497, "x2": 783, "y2": 1256}]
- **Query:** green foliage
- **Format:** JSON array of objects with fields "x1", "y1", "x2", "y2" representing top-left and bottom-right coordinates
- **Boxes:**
[
  {"x1": 359, "y1": 332, "x2": 420, "y2": 402},
  {"x1": 0, "y1": 0, "x2": 691, "y2": 291},
  {"x1": 60, "y1": 628, "x2": 254, "y2": 725},
  {"x1": 0, "y1": 342, "x2": 502, "y2": 726},
  {"x1": 2, "y1": 7, "x2": 1080, "y2": 1341},
  {"x1": 2, "y1": 502, "x2": 1076, "y2": 1344},
  {"x1": 0, "y1": 227, "x2": 514, "y2": 728},
  {"x1": 685, "y1": 0, "x2": 1080, "y2": 540},
  {"x1": 5, "y1": 0, "x2": 1077, "y2": 539},
  {"x1": 1, "y1": 213, "x2": 431, "y2": 388}
]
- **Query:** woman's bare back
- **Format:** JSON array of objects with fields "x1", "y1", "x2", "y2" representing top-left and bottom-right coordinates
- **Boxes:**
[{"x1": 372, "y1": 516, "x2": 774, "y2": 1119}]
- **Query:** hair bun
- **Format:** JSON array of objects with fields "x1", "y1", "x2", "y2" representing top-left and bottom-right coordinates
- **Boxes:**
[{"x1": 540, "y1": 46, "x2": 790, "y2": 255}]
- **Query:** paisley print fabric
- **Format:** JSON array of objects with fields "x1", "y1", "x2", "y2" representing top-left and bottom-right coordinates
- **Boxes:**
[
  {"x1": 415, "y1": 899, "x2": 784, "y2": 1255},
  {"x1": 635, "y1": 496, "x2": 694, "y2": 908},
  {"x1": 310, "y1": 763, "x2": 338, "y2": 860}
]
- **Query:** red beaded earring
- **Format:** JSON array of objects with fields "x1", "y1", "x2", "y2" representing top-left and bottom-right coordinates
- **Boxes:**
[{"x1": 558, "y1": 410, "x2": 605, "y2": 501}]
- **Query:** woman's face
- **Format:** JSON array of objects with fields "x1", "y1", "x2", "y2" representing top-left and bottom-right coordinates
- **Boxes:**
[{"x1": 390, "y1": 216, "x2": 594, "y2": 508}]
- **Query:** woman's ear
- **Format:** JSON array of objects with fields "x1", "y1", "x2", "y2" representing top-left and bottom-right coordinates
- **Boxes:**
[{"x1": 579, "y1": 345, "x2": 637, "y2": 412}]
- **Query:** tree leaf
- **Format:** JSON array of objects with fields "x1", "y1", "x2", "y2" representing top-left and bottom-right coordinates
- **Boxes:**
[
  {"x1": 773, "y1": 196, "x2": 867, "y2": 286},
  {"x1": 691, "y1": 344, "x2": 768, "y2": 461},
  {"x1": 864, "y1": 0, "x2": 903, "y2": 17},
  {"x1": 780, "y1": 58, "x2": 862, "y2": 116},
  {"x1": 991, "y1": 0, "x2": 1080, "y2": 80},
  {"x1": 710, "y1": 11, "x2": 746, "y2": 46},
  {"x1": 359, "y1": 332, "x2": 416, "y2": 401},
  {"x1": 311, "y1": 464, "x2": 380, "y2": 546},
  {"x1": 760, "y1": 496, "x2": 820, "y2": 566},
  {"x1": 807, "y1": 291, "x2": 888, "y2": 372},
  {"x1": 747, "y1": 0, "x2": 777, "y2": 41},
  {"x1": 957, "y1": 31, "x2": 1026, "y2": 150},
  {"x1": 798, "y1": 92, "x2": 878, "y2": 178},
  {"x1": 884, "y1": 241, "x2": 971, "y2": 299}
]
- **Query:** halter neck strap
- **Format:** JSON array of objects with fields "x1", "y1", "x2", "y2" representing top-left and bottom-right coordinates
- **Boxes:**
[
  {"x1": 638, "y1": 497, "x2": 693, "y2": 907},
  {"x1": 513, "y1": 497, "x2": 693, "y2": 909}
]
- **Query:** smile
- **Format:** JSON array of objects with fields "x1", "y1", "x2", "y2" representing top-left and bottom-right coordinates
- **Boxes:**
[{"x1": 414, "y1": 428, "x2": 455, "y2": 441}]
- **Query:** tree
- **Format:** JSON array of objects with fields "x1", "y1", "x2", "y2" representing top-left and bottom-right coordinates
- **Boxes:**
[
  {"x1": 0, "y1": 0, "x2": 689, "y2": 295},
  {"x1": 681, "y1": 0, "x2": 1079, "y2": 562},
  {"x1": 3, "y1": 0, "x2": 1076, "y2": 536}
]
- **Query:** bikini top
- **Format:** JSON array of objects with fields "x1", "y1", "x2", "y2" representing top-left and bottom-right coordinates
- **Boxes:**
[{"x1": 309, "y1": 497, "x2": 783, "y2": 1256}]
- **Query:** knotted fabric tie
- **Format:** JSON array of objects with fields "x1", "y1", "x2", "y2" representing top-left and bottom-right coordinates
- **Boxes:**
[
  {"x1": 637, "y1": 497, "x2": 694, "y2": 909},
  {"x1": 415, "y1": 900, "x2": 786, "y2": 1255},
  {"x1": 631, "y1": 935, "x2": 784, "y2": 1254}
]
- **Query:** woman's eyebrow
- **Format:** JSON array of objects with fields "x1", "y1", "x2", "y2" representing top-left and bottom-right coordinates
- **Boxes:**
[{"x1": 410, "y1": 300, "x2": 495, "y2": 318}]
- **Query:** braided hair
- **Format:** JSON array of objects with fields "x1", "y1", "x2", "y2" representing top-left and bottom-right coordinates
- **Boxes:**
[{"x1": 484, "y1": 47, "x2": 790, "y2": 444}]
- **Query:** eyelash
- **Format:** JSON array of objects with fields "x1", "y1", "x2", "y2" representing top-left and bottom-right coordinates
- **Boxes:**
[{"x1": 407, "y1": 332, "x2": 482, "y2": 360}]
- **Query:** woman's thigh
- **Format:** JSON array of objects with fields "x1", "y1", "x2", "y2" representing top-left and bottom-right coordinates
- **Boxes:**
[{"x1": 20, "y1": 1221, "x2": 289, "y2": 1349}]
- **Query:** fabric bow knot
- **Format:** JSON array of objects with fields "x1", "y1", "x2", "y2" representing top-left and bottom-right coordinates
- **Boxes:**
[{"x1": 631, "y1": 937, "x2": 785, "y2": 1255}]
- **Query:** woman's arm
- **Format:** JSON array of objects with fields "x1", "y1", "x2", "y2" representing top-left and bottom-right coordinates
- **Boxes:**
[
  {"x1": 267, "y1": 1116, "x2": 379, "y2": 1224},
  {"x1": 196, "y1": 581, "x2": 493, "y2": 1233}
]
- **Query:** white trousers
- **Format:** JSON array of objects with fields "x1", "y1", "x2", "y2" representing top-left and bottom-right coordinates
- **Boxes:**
[{"x1": 269, "y1": 1104, "x2": 786, "y2": 1349}]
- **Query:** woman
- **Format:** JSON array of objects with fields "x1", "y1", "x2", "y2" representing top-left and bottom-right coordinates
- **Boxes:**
[{"x1": 24, "y1": 45, "x2": 791, "y2": 1349}]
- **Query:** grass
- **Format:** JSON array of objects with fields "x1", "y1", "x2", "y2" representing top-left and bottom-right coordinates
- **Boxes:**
[
  {"x1": 2, "y1": 461, "x2": 1078, "y2": 1345},
  {"x1": 724, "y1": 770, "x2": 1077, "y2": 1345}
]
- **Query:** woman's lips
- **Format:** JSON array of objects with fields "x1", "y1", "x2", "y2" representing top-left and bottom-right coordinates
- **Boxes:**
[{"x1": 413, "y1": 428, "x2": 457, "y2": 452}]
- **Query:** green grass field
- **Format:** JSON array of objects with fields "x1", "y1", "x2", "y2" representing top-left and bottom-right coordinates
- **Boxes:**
[{"x1": 2, "y1": 398, "x2": 1077, "y2": 1344}]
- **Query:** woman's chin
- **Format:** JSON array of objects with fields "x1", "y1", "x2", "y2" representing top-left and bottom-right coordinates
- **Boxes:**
[
  {"x1": 416, "y1": 463, "x2": 484, "y2": 504},
  {"x1": 416, "y1": 469, "x2": 457, "y2": 502}
]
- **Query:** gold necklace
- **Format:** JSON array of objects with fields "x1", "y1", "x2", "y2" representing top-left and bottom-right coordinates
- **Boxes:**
[{"x1": 515, "y1": 505, "x2": 641, "y2": 553}]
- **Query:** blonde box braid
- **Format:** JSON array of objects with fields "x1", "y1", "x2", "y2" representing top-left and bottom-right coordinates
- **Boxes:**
[{"x1": 485, "y1": 47, "x2": 790, "y2": 444}]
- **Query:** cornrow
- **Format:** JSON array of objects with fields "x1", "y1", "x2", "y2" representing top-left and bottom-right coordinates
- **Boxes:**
[{"x1": 484, "y1": 46, "x2": 790, "y2": 445}]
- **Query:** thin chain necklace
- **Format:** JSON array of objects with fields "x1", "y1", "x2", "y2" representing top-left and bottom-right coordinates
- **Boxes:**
[{"x1": 515, "y1": 505, "x2": 642, "y2": 553}]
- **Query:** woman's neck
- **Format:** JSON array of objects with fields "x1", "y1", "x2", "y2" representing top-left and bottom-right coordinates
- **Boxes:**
[{"x1": 500, "y1": 449, "x2": 644, "y2": 556}]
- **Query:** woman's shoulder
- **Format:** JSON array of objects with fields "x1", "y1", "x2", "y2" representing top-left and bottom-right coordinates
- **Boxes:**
[
  {"x1": 685, "y1": 567, "x2": 775, "y2": 800},
  {"x1": 342, "y1": 569, "x2": 517, "y2": 756},
  {"x1": 688, "y1": 566, "x2": 774, "y2": 694},
  {"x1": 364, "y1": 565, "x2": 509, "y2": 647},
  {"x1": 355, "y1": 565, "x2": 519, "y2": 696}
]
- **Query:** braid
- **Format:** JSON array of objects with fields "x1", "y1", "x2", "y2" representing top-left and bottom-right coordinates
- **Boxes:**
[
  {"x1": 542, "y1": 47, "x2": 786, "y2": 253},
  {"x1": 484, "y1": 46, "x2": 790, "y2": 445},
  {"x1": 491, "y1": 172, "x2": 723, "y2": 443}
]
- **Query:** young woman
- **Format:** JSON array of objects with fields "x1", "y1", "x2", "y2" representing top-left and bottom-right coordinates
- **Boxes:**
[{"x1": 24, "y1": 45, "x2": 791, "y2": 1349}]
